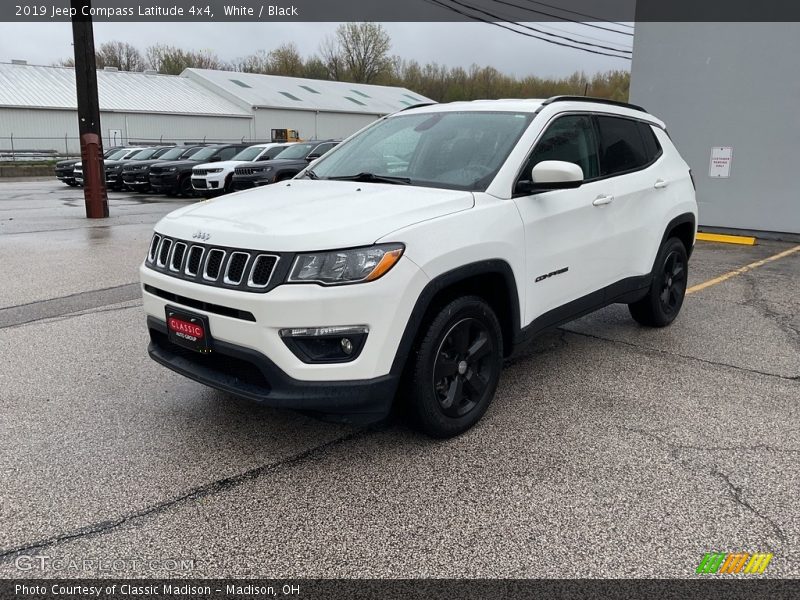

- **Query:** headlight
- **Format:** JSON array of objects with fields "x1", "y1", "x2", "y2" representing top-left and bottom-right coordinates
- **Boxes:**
[
  {"x1": 167, "y1": 167, "x2": 178, "y2": 172},
  {"x1": 288, "y1": 243, "x2": 404, "y2": 285},
  {"x1": 207, "y1": 168, "x2": 223, "y2": 174}
]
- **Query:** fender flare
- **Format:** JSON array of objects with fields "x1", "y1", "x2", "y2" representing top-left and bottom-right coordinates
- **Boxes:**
[{"x1": 389, "y1": 259, "x2": 521, "y2": 376}]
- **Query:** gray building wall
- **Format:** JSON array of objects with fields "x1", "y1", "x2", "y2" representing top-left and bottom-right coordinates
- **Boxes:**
[
  {"x1": 630, "y1": 23, "x2": 800, "y2": 234},
  {"x1": 0, "y1": 108, "x2": 254, "y2": 154},
  {"x1": 252, "y1": 108, "x2": 380, "y2": 142},
  {"x1": 0, "y1": 107, "x2": 254, "y2": 154}
]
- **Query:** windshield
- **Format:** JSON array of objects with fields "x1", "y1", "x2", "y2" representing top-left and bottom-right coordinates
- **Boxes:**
[
  {"x1": 159, "y1": 146, "x2": 190, "y2": 160},
  {"x1": 123, "y1": 149, "x2": 146, "y2": 159},
  {"x1": 106, "y1": 149, "x2": 129, "y2": 160},
  {"x1": 130, "y1": 148, "x2": 158, "y2": 160},
  {"x1": 190, "y1": 146, "x2": 222, "y2": 161},
  {"x1": 310, "y1": 111, "x2": 534, "y2": 191},
  {"x1": 273, "y1": 143, "x2": 315, "y2": 160},
  {"x1": 232, "y1": 146, "x2": 268, "y2": 161}
]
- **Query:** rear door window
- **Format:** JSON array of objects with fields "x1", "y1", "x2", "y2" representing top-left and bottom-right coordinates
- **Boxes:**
[{"x1": 595, "y1": 116, "x2": 648, "y2": 176}]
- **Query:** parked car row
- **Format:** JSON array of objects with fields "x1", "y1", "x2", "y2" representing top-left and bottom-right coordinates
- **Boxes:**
[{"x1": 54, "y1": 140, "x2": 340, "y2": 198}]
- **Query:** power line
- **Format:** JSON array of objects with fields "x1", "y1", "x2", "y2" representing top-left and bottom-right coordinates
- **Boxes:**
[
  {"x1": 514, "y1": 0, "x2": 635, "y2": 29},
  {"x1": 427, "y1": 0, "x2": 631, "y2": 58},
  {"x1": 473, "y1": 1, "x2": 632, "y2": 52},
  {"x1": 490, "y1": 0, "x2": 635, "y2": 36},
  {"x1": 528, "y1": 21, "x2": 633, "y2": 48}
]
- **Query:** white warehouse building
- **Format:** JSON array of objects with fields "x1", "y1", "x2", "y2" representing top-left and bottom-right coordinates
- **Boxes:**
[{"x1": 0, "y1": 61, "x2": 432, "y2": 156}]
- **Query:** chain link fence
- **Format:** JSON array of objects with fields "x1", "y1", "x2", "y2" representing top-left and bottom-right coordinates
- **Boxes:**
[{"x1": 0, "y1": 135, "x2": 270, "y2": 162}]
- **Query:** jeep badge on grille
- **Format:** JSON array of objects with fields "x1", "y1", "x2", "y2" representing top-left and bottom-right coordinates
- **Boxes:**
[{"x1": 192, "y1": 231, "x2": 211, "y2": 241}]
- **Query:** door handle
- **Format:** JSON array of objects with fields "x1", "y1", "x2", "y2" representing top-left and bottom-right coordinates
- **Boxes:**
[
  {"x1": 592, "y1": 195, "x2": 614, "y2": 206},
  {"x1": 654, "y1": 179, "x2": 669, "y2": 189}
]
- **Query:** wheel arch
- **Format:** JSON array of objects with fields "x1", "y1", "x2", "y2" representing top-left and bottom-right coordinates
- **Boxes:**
[
  {"x1": 390, "y1": 260, "x2": 521, "y2": 378},
  {"x1": 662, "y1": 212, "x2": 696, "y2": 259}
]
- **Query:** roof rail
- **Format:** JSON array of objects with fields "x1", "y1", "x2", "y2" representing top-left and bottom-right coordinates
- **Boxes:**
[
  {"x1": 398, "y1": 102, "x2": 437, "y2": 112},
  {"x1": 541, "y1": 95, "x2": 646, "y2": 113}
]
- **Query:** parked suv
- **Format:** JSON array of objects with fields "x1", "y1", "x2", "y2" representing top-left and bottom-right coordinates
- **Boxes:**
[
  {"x1": 231, "y1": 141, "x2": 338, "y2": 190},
  {"x1": 149, "y1": 144, "x2": 249, "y2": 196},
  {"x1": 73, "y1": 147, "x2": 147, "y2": 188},
  {"x1": 191, "y1": 143, "x2": 289, "y2": 198},
  {"x1": 123, "y1": 146, "x2": 204, "y2": 193},
  {"x1": 140, "y1": 97, "x2": 697, "y2": 437}
]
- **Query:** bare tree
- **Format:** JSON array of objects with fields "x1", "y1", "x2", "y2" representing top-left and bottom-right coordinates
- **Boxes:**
[
  {"x1": 319, "y1": 34, "x2": 346, "y2": 81},
  {"x1": 145, "y1": 44, "x2": 222, "y2": 74},
  {"x1": 337, "y1": 23, "x2": 391, "y2": 84},
  {"x1": 96, "y1": 41, "x2": 145, "y2": 71},
  {"x1": 268, "y1": 43, "x2": 304, "y2": 77}
]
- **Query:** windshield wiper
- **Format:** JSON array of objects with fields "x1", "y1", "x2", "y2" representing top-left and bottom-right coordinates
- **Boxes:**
[{"x1": 325, "y1": 172, "x2": 411, "y2": 185}]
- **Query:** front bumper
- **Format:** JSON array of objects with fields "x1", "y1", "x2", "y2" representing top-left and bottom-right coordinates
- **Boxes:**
[
  {"x1": 232, "y1": 173, "x2": 274, "y2": 190},
  {"x1": 150, "y1": 173, "x2": 179, "y2": 193},
  {"x1": 140, "y1": 256, "x2": 428, "y2": 414},
  {"x1": 123, "y1": 172, "x2": 150, "y2": 187},
  {"x1": 148, "y1": 317, "x2": 396, "y2": 421}
]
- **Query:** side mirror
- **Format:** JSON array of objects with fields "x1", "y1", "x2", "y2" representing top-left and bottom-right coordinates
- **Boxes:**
[
  {"x1": 306, "y1": 154, "x2": 321, "y2": 161},
  {"x1": 516, "y1": 160, "x2": 584, "y2": 194},
  {"x1": 209, "y1": 155, "x2": 222, "y2": 162}
]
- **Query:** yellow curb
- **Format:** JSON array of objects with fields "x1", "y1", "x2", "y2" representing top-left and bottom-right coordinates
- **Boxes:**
[{"x1": 696, "y1": 232, "x2": 757, "y2": 246}]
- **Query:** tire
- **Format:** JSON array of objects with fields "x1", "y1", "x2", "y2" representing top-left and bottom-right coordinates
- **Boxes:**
[
  {"x1": 178, "y1": 176, "x2": 193, "y2": 197},
  {"x1": 405, "y1": 296, "x2": 503, "y2": 438},
  {"x1": 628, "y1": 237, "x2": 688, "y2": 327}
]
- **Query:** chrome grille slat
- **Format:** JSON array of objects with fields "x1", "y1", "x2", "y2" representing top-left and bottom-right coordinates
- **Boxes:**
[
  {"x1": 169, "y1": 242, "x2": 187, "y2": 272},
  {"x1": 146, "y1": 236, "x2": 279, "y2": 293},
  {"x1": 203, "y1": 249, "x2": 226, "y2": 281},
  {"x1": 224, "y1": 252, "x2": 250, "y2": 285}
]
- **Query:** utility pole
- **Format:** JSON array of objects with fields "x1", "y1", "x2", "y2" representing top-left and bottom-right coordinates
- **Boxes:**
[{"x1": 71, "y1": 0, "x2": 108, "y2": 218}]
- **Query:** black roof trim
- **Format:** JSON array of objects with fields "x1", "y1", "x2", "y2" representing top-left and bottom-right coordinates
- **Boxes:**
[
  {"x1": 397, "y1": 102, "x2": 438, "y2": 112},
  {"x1": 541, "y1": 95, "x2": 646, "y2": 113}
]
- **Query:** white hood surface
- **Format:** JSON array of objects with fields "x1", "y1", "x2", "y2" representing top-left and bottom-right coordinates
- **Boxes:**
[
  {"x1": 158, "y1": 179, "x2": 474, "y2": 251},
  {"x1": 193, "y1": 160, "x2": 247, "y2": 172}
]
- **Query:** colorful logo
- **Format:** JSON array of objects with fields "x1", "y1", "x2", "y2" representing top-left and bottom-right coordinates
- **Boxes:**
[{"x1": 696, "y1": 552, "x2": 773, "y2": 574}]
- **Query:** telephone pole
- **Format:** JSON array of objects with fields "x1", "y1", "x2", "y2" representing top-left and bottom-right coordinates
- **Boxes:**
[{"x1": 71, "y1": 0, "x2": 108, "y2": 218}]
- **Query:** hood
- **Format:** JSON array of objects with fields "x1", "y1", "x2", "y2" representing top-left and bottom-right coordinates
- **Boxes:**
[
  {"x1": 124, "y1": 159, "x2": 164, "y2": 167},
  {"x1": 57, "y1": 159, "x2": 79, "y2": 167},
  {"x1": 153, "y1": 160, "x2": 198, "y2": 169},
  {"x1": 193, "y1": 160, "x2": 247, "y2": 171},
  {"x1": 156, "y1": 179, "x2": 474, "y2": 251}
]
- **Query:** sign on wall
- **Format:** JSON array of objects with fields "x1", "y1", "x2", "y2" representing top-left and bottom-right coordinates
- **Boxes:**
[
  {"x1": 709, "y1": 146, "x2": 733, "y2": 178},
  {"x1": 108, "y1": 129, "x2": 123, "y2": 146}
]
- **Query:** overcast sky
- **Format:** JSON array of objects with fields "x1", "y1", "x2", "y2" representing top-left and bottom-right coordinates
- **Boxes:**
[{"x1": 0, "y1": 22, "x2": 632, "y2": 78}]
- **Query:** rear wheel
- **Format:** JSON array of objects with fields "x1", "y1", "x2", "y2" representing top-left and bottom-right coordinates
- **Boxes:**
[
  {"x1": 405, "y1": 296, "x2": 503, "y2": 438},
  {"x1": 628, "y1": 237, "x2": 688, "y2": 327}
]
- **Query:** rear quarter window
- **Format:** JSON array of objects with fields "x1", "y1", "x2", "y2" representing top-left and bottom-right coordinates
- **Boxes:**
[{"x1": 638, "y1": 121, "x2": 663, "y2": 163}]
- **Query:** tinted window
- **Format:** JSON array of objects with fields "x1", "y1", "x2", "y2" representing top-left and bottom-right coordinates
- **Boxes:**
[
  {"x1": 638, "y1": 122, "x2": 662, "y2": 162},
  {"x1": 524, "y1": 114, "x2": 599, "y2": 180},
  {"x1": 217, "y1": 147, "x2": 238, "y2": 161},
  {"x1": 596, "y1": 116, "x2": 648, "y2": 175},
  {"x1": 260, "y1": 145, "x2": 287, "y2": 160},
  {"x1": 312, "y1": 142, "x2": 337, "y2": 156}
]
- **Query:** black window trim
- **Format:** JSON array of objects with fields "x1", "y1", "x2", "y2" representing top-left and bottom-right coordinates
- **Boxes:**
[{"x1": 513, "y1": 110, "x2": 665, "y2": 196}]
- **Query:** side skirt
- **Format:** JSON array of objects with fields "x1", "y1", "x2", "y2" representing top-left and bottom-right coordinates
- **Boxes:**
[{"x1": 512, "y1": 274, "x2": 651, "y2": 353}]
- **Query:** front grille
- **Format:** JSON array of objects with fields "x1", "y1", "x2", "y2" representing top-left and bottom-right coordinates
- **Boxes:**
[
  {"x1": 192, "y1": 178, "x2": 208, "y2": 188},
  {"x1": 146, "y1": 234, "x2": 280, "y2": 293},
  {"x1": 150, "y1": 166, "x2": 165, "y2": 175},
  {"x1": 234, "y1": 167, "x2": 261, "y2": 176},
  {"x1": 193, "y1": 169, "x2": 209, "y2": 176}
]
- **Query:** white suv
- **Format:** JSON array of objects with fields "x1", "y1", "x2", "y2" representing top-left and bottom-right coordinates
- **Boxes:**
[
  {"x1": 191, "y1": 143, "x2": 290, "y2": 197},
  {"x1": 141, "y1": 96, "x2": 697, "y2": 437}
]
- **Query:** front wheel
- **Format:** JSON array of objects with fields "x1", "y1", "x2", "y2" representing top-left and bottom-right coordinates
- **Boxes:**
[
  {"x1": 628, "y1": 237, "x2": 688, "y2": 327},
  {"x1": 405, "y1": 296, "x2": 503, "y2": 438}
]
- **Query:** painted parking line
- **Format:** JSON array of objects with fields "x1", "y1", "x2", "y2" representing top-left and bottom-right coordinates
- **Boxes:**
[{"x1": 687, "y1": 244, "x2": 800, "y2": 295}]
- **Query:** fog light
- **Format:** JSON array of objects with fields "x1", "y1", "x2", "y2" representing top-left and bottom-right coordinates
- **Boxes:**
[{"x1": 279, "y1": 326, "x2": 368, "y2": 364}]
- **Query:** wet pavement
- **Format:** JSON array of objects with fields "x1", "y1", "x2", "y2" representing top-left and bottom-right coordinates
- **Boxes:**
[{"x1": 0, "y1": 179, "x2": 798, "y2": 578}]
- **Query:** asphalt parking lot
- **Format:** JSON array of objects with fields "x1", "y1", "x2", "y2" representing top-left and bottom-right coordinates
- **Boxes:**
[{"x1": 0, "y1": 179, "x2": 798, "y2": 579}]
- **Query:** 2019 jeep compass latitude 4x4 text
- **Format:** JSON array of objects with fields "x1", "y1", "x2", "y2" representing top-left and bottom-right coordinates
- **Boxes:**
[{"x1": 141, "y1": 96, "x2": 697, "y2": 437}]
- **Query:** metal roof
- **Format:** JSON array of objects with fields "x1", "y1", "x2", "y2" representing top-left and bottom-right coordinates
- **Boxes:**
[
  {"x1": 0, "y1": 62, "x2": 251, "y2": 117},
  {"x1": 182, "y1": 68, "x2": 433, "y2": 115}
]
